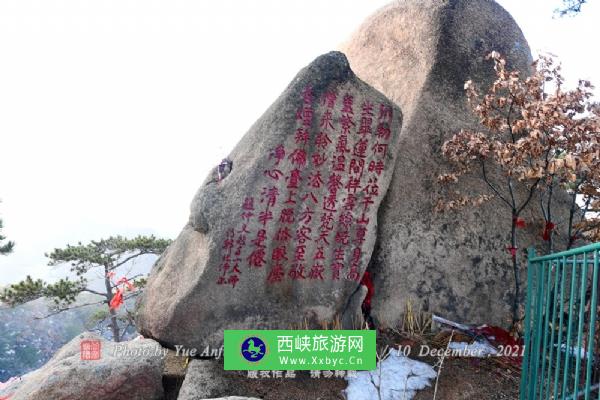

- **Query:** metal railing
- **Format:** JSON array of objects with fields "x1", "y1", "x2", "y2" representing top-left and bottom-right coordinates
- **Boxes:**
[{"x1": 521, "y1": 243, "x2": 600, "y2": 400}]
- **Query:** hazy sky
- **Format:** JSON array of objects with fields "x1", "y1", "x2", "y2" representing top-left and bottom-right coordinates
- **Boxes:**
[{"x1": 0, "y1": 0, "x2": 599, "y2": 285}]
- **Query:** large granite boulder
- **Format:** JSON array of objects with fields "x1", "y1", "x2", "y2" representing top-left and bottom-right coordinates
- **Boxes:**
[
  {"x1": 341, "y1": 0, "x2": 571, "y2": 327},
  {"x1": 0, "y1": 333, "x2": 165, "y2": 400},
  {"x1": 136, "y1": 51, "x2": 403, "y2": 349}
]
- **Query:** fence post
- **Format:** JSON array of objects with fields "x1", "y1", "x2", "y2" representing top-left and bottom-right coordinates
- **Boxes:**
[{"x1": 520, "y1": 247, "x2": 537, "y2": 400}]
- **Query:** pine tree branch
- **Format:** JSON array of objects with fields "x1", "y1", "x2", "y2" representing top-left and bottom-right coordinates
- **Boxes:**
[
  {"x1": 34, "y1": 299, "x2": 108, "y2": 319},
  {"x1": 81, "y1": 288, "x2": 108, "y2": 298},
  {"x1": 113, "y1": 251, "x2": 149, "y2": 269}
]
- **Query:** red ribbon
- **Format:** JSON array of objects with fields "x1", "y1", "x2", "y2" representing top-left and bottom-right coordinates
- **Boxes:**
[
  {"x1": 115, "y1": 277, "x2": 135, "y2": 291},
  {"x1": 542, "y1": 221, "x2": 555, "y2": 241},
  {"x1": 514, "y1": 217, "x2": 526, "y2": 229},
  {"x1": 109, "y1": 288, "x2": 124, "y2": 310},
  {"x1": 360, "y1": 271, "x2": 374, "y2": 311},
  {"x1": 506, "y1": 246, "x2": 518, "y2": 257}
]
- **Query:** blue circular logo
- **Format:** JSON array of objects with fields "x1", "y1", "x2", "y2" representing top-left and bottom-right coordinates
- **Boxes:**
[{"x1": 241, "y1": 336, "x2": 266, "y2": 362}]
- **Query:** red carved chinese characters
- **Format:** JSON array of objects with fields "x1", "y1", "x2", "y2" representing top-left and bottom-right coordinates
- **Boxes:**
[
  {"x1": 217, "y1": 228, "x2": 241, "y2": 287},
  {"x1": 248, "y1": 229, "x2": 267, "y2": 268},
  {"x1": 217, "y1": 87, "x2": 393, "y2": 287},
  {"x1": 376, "y1": 103, "x2": 393, "y2": 141},
  {"x1": 268, "y1": 245, "x2": 288, "y2": 283},
  {"x1": 346, "y1": 247, "x2": 362, "y2": 281},
  {"x1": 358, "y1": 101, "x2": 374, "y2": 136}
]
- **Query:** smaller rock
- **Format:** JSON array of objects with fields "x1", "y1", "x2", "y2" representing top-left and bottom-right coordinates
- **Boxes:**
[
  {"x1": 198, "y1": 398, "x2": 262, "y2": 400},
  {"x1": 0, "y1": 332, "x2": 165, "y2": 400},
  {"x1": 177, "y1": 359, "x2": 238, "y2": 400}
]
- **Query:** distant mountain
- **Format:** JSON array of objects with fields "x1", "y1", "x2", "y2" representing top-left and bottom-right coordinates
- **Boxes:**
[
  {"x1": 0, "y1": 294, "x2": 137, "y2": 382},
  {"x1": 0, "y1": 255, "x2": 157, "y2": 381}
]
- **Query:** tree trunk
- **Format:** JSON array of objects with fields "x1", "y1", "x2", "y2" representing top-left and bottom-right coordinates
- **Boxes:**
[
  {"x1": 511, "y1": 210, "x2": 520, "y2": 326},
  {"x1": 567, "y1": 192, "x2": 577, "y2": 250},
  {"x1": 546, "y1": 181, "x2": 554, "y2": 254},
  {"x1": 104, "y1": 266, "x2": 121, "y2": 342}
]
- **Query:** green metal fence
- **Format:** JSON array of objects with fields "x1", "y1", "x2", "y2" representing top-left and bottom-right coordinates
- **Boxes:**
[{"x1": 521, "y1": 243, "x2": 600, "y2": 400}]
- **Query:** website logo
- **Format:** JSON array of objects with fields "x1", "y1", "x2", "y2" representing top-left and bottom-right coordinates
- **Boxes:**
[
  {"x1": 241, "y1": 336, "x2": 267, "y2": 362},
  {"x1": 225, "y1": 330, "x2": 376, "y2": 371}
]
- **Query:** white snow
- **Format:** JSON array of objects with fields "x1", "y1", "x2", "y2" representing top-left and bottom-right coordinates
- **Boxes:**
[
  {"x1": 0, "y1": 376, "x2": 20, "y2": 391},
  {"x1": 557, "y1": 344, "x2": 595, "y2": 361},
  {"x1": 345, "y1": 353, "x2": 437, "y2": 400},
  {"x1": 447, "y1": 341, "x2": 499, "y2": 357},
  {"x1": 432, "y1": 314, "x2": 472, "y2": 331}
]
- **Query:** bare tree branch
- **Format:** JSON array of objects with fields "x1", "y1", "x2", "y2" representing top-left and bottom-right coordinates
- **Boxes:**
[
  {"x1": 81, "y1": 288, "x2": 108, "y2": 298},
  {"x1": 34, "y1": 299, "x2": 107, "y2": 319},
  {"x1": 517, "y1": 178, "x2": 542, "y2": 215},
  {"x1": 113, "y1": 251, "x2": 149, "y2": 269},
  {"x1": 480, "y1": 160, "x2": 513, "y2": 208}
]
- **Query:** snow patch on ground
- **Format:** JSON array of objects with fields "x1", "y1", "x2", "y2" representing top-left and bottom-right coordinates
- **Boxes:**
[
  {"x1": 345, "y1": 353, "x2": 437, "y2": 400},
  {"x1": 448, "y1": 341, "x2": 498, "y2": 357}
]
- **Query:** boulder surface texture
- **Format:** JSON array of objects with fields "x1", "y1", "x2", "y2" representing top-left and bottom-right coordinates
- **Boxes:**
[
  {"x1": 0, "y1": 333, "x2": 165, "y2": 400},
  {"x1": 136, "y1": 51, "x2": 403, "y2": 350},
  {"x1": 341, "y1": 0, "x2": 571, "y2": 327}
]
